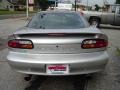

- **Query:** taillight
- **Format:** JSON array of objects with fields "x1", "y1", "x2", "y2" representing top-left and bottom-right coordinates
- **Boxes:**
[
  {"x1": 81, "y1": 39, "x2": 108, "y2": 49},
  {"x1": 8, "y1": 39, "x2": 33, "y2": 49}
]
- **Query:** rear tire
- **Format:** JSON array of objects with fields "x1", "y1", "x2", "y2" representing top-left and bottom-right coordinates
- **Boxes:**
[{"x1": 89, "y1": 18, "x2": 100, "y2": 28}]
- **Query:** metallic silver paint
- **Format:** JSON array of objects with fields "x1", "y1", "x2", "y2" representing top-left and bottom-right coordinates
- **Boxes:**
[
  {"x1": 7, "y1": 51, "x2": 109, "y2": 75},
  {"x1": 7, "y1": 11, "x2": 109, "y2": 75}
]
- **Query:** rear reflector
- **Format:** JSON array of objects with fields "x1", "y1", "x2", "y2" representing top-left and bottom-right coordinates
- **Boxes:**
[
  {"x1": 8, "y1": 39, "x2": 33, "y2": 49},
  {"x1": 81, "y1": 39, "x2": 108, "y2": 49}
]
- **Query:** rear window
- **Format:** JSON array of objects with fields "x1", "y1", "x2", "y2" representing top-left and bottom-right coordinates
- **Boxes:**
[{"x1": 27, "y1": 12, "x2": 88, "y2": 29}]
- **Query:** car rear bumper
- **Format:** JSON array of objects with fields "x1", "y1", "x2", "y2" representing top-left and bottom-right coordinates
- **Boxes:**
[{"x1": 7, "y1": 51, "x2": 109, "y2": 75}]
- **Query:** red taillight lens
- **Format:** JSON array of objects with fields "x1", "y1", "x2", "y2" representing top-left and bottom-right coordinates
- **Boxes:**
[
  {"x1": 8, "y1": 39, "x2": 33, "y2": 49},
  {"x1": 81, "y1": 39, "x2": 108, "y2": 49}
]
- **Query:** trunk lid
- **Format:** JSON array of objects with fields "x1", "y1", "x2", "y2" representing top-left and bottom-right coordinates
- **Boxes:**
[{"x1": 10, "y1": 27, "x2": 107, "y2": 54}]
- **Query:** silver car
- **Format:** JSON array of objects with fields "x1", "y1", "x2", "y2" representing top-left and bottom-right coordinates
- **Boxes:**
[{"x1": 7, "y1": 11, "x2": 109, "y2": 76}]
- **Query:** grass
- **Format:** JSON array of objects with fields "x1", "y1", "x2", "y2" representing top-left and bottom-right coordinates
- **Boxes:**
[
  {"x1": 116, "y1": 48, "x2": 120, "y2": 55},
  {"x1": 0, "y1": 11, "x2": 37, "y2": 15}
]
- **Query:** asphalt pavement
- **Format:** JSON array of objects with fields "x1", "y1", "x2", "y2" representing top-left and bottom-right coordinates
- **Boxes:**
[{"x1": 0, "y1": 18, "x2": 120, "y2": 90}]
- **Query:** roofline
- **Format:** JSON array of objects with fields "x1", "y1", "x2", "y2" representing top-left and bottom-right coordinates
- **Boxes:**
[{"x1": 106, "y1": 4, "x2": 120, "y2": 6}]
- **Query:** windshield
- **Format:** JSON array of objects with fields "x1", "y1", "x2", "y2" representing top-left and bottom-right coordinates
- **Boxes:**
[{"x1": 27, "y1": 12, "x2": 88, "y2": 29}]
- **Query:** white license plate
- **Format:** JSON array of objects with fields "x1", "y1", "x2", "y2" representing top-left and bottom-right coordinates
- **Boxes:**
[{"x1": 46, "y1": 64, "x2": 69, "y2": 74}]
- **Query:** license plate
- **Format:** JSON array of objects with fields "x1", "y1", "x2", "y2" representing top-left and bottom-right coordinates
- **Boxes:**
[{"x1": 46, "y1": 64, "x2": 69, "y2": 74}]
